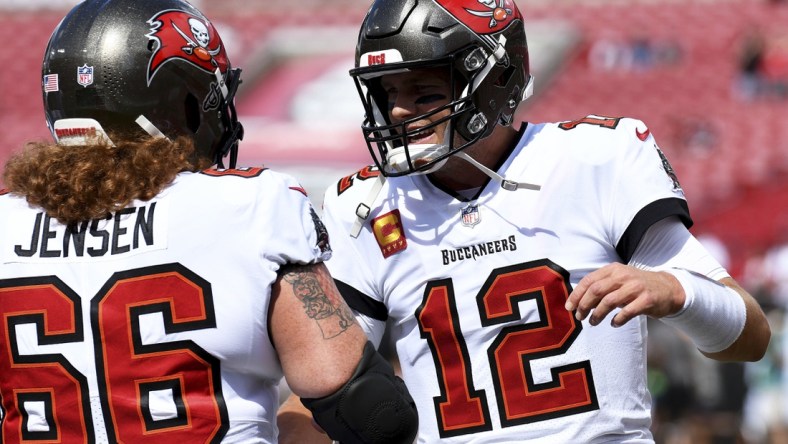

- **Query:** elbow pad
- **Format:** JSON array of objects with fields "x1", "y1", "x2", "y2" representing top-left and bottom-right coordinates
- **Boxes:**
[{"x1": 301, "y1": 341, "x2": 418, "y2": 444}]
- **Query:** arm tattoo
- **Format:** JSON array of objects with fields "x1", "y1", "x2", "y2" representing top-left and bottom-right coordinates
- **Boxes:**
[{"x1": 281, "y1": 265, "x2": 355, "y2": 339}]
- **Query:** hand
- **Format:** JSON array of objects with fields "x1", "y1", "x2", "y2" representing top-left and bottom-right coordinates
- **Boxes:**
[{"x1": 564, "y1": 263, "x2": 685, "y2": 327}]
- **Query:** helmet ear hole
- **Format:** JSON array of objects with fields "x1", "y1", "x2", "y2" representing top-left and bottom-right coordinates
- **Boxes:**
[{"x1": 184, "y1": 93, "x2": 201, "y2": 133}]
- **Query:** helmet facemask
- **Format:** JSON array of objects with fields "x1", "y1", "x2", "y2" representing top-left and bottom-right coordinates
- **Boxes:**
[
  {"x1": 352, "y1": 37, "x2": 529, "y2": 178},
  {"x1": 351, "y1": 0, "x2": 532, "y2": 178},
  {"x1": 211, "y1": 66, "x2": 244, "y2": 168},
  {"x1": 352, "y1": 52, "x2": 500, "y2": 177}
]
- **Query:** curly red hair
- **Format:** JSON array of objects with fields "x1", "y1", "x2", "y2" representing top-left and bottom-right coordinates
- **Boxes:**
[{"x1": 3, "y1": 136, "x2": 212, "y2": 225}]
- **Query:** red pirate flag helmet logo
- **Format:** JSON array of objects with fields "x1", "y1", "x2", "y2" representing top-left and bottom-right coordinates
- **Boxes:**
[
  {"x1": 145, "y1": 10, "x2": 229, "y2": 85},
  {"x1": 435, "y1": 0, "x2": 521, "y2": 34}
]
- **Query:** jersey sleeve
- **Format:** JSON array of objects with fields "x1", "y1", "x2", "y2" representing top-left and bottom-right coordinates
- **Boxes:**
[
  {"x1": 321, "y1": 179, "x2": 389, "y2": 330},
  {"x1": 608, "y1": 118, "x2": 693, "y2": 262},
  {"x1": 629, "y1": 217, "x2": 729, "y2": 280},
  {"x1": 257, "y1": 171, "x2": 332, "y2": 266}
]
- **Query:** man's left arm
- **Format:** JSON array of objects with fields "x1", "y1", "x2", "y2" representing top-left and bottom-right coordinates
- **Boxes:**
[
  {"x1": 565, "y1": 217, "x2": 771, "y2": 362},
  {"x1": 696, "y1": 276, "x2": 771, "y2": 361}
]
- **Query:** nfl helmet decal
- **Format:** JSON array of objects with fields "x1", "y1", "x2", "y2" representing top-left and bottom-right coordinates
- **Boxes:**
[
  {"x1": 146, "y1": 10, "x2": 229, "y2": 86},
  {"x1": 435, "y1": 0, "x2": 521, "y2": 34},
  {"x1": 77, "y1": 64, "x2": 94, "y2": 87}
]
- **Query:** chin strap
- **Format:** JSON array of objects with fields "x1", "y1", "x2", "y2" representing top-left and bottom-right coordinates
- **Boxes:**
[
  {"x1": 348, "y1": 151, "x2": 539, "y2": 237},
  {"x1": 350, "y1": 173, "x2": 386, "y2": 238},
  {"x1": 454, "y1": 152, "x2": 541, "y2": 191},
  {"x1": 135, "y1": 115, "x2": 169, "y2": 140}
]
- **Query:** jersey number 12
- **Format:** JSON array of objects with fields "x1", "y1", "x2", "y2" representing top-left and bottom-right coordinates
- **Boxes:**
[{"x1": 416, "y1": 259, "x2": 599, "y2": 438}]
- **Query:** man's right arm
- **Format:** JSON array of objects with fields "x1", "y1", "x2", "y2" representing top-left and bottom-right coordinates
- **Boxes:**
[{"x1": 270, "y1": 262, "x2": 417, "y2": 444}]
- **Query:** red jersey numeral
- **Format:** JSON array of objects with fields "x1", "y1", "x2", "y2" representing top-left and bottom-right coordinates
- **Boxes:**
[
  {"x1": 0, "y1": 278, "x2": 92, "y2": 443},
  {"x1": 337, "y1": 166, "x2": 380, "y2": 195},
  {"x1": 0, "y1": 264, "x2": 228, "y2": 443},
  {"x1": 200, "y1": 167, "x2": 265, "y2": 178},
  {"x1": 418, "y1": 280, "x2": 492, "y2": 436},
  {"x1": 558, "y1": 115, "x2": 620, "y2": 131},
  {"x1": 416, "y1": 260, "x2": 598, "y2": 438}
]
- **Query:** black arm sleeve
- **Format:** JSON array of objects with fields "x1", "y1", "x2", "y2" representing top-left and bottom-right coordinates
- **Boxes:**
[
  {"x1": 300, "y1": 341, "x2": 418, "y2": 444},
  {"x1": 616, "y1": 197, "x2": 692, "y2": 263}
]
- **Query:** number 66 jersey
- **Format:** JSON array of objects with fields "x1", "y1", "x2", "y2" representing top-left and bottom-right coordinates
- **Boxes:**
[
  {"x1": 321, "y1": 117, "x2": 692, "y2": 443},
  {"x1": 0, "y1": 168, "x2": 330, "y2": 443}
]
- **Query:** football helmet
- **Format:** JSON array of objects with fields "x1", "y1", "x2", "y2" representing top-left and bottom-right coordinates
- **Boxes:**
[
  {"x1": 350, "y1": 0, "x2": 533, "y2": 177},
  {"x1": 42, "y1": 0, "x2": 243, "y2": 167}
]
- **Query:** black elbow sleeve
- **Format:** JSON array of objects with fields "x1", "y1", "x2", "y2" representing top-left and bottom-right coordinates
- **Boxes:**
[{"x1": 301, "y1": 341, "x2": 418, "y2": 444}]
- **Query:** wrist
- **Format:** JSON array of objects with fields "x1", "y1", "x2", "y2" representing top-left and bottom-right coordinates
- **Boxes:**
[
  {"x1": 660, "y1": 270, "x2": 688, "y2": 316},
  {"x1": 660, "y1": 268, "x2": 746, "y2": 353}
]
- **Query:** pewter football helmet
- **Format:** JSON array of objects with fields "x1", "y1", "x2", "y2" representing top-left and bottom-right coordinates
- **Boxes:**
[
  {"x1": 350, "y1": 0, "x2": 532, "y2": 176},
  {"x1": 42, "y1": 0, "x2": 244, "y2": 167}
]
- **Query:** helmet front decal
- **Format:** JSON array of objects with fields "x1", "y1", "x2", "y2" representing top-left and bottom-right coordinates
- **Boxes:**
[
  {"x1": 435, "y1": 0, "x2": 521, "y2": 34},
  {"x1": 145, "y1": 10, "x2": 229, "y2": 85},
  {"x1": 358, "y1": 49, "x2": 404, "y2": 68}
]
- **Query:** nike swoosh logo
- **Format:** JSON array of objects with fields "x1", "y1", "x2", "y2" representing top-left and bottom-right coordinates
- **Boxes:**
[{"x1": 636, "y1": 127, "x2": 650, "y2": 141}]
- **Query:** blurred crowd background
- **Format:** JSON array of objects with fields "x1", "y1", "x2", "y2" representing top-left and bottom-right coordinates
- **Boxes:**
[{"x1": 1, "y1": 0, "x2": 787, "y2": 442}]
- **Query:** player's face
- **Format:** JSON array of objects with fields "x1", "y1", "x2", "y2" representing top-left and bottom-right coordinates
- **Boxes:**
[{"x1": 380, "y1": 67, "x2": 452, "y2": 146}]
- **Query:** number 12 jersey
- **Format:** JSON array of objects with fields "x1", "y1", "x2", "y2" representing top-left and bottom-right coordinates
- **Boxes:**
[{"x1": 322, "y1": 117, "x2": 692, "y2": 443}]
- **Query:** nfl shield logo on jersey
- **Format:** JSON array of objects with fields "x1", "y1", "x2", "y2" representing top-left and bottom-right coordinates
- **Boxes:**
[
  {"x1": 77, "y1": 64, "x2": 94, "y2": 87},
  {"x1": 461, "y1": 205, "x2": 481, "y2": 228}
]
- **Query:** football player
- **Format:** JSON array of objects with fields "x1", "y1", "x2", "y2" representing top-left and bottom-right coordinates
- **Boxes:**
[
  {"x1": 0, "y1": 0, "x2": 417, "y2": 443},
  {"x1": 281, "y1": 0, "x2": 771, "y2": 442}
]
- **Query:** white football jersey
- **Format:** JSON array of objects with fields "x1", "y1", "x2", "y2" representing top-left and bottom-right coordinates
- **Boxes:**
[
  {"x1": 0, "y1": 168, "x2": 330, "y2": 443},
  {"x1": 322, "y1": 117, "x2": 691, "y2": 443}
]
